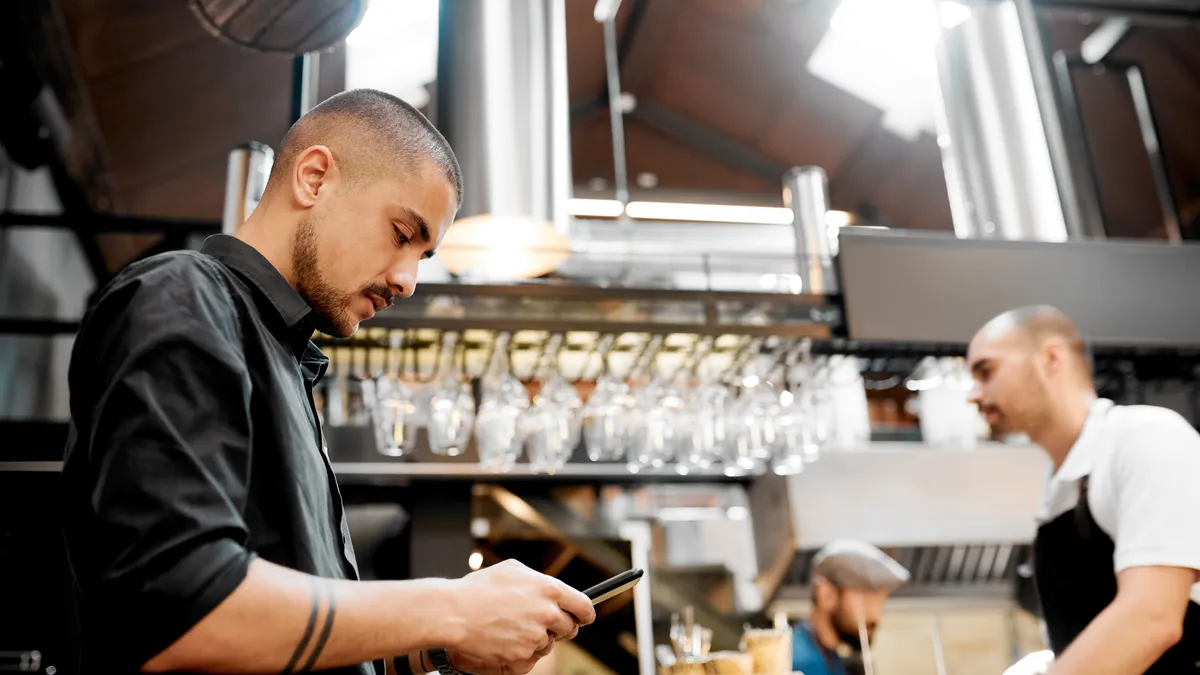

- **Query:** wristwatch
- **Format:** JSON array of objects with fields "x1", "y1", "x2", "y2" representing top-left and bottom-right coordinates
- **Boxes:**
[{"x1": 428, "y1": 648, "x2": 463, "y2": 675}]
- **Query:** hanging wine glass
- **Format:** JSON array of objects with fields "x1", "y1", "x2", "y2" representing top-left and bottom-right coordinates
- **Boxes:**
[
  {"x1": 522, "y1": 335, "x2": 581, "y2": 474},
  {"x1": 726, "y1": 339, "x2": 782, "y2": 475},
  {"x1": 675, "y1": 337, "x2": 717, "y2": 475},
  {"x1": 623, "y1": 336, "x2": 672, "y2": 473},
  {"x1": 582, "y1": 335, "x2": 630, "y2": 462},
  {"x1": 374, "y1": 331, "x2": 420, "y2": 458},
  {"x1": 424, "y1": 332, "x2": 475, "y2": 457},
  {"x1": 475, "y1": 332, "x2": 529, "y2": 473}
]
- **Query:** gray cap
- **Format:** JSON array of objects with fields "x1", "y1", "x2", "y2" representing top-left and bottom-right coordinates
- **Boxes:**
[{"x1": 811, "y1": 540, "x2": 911, "y2": 592}]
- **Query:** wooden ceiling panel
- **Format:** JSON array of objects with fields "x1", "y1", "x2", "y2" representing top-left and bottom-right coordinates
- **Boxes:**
[
  {"x1": 648, "y1": 7, "x2": 787, "y2": 146},
  {"x1": 1071, "y1": 67, "x2": 1167, "y2": 238},
  {"x1": 887, "y1": 136, "x2": 953, "y2": 230},
  {"x1": 754, "y1": 72, "x2": 882, "y2": 175},
  {"x1": 571, "y1": 114, "x2": 775, "y2": 195},
  {"x1": 87, "y1": 35, "x2": 291, "y2": 199},
  {"x1": 60, "y1": 0, "x2": 206, "y2": 82},
  {"x1": 121, "y1": 149, "x2": 228, "y2": 220}
]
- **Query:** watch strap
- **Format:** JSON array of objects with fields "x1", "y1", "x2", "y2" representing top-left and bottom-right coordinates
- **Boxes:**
[{"x1": 428, "y1": 648, "x2": 462, "y2": 675}]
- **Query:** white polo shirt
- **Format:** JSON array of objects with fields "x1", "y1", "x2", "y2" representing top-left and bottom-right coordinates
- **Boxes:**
[{"x1": 1038, "y1": 398, "x2": 1200, "y2": 603}]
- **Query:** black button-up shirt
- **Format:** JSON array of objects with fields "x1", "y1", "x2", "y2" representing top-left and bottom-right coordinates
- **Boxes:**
[{"x1": 62, "y1": 235, "x2": 376, "y2": 675}]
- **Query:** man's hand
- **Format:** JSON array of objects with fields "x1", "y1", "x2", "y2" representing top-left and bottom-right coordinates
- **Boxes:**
[
  {"x1": 1048, "y1": 565, "x2": 1196, "y2": 674},
  {"x1": 442, "y1": 559, "x2": 595, "y2": 669}
]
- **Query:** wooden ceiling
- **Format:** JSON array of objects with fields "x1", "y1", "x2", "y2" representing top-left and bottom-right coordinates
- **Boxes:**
[{"x1": 29, "y1": 0, "x2": 1200, "y2": 269}]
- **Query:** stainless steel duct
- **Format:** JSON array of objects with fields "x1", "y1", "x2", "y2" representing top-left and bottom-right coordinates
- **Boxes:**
[
  {"x1": 435, "y1": 0, "x2": 572, "y2": 238},
  {"x1": 783, "y1": 167, "x2": 836, "y2": 294},
  {"x1": 932, "y1": 0, "x2": 1100, "y2": 241},
  {"x1": 221, "y1": 142, "x2": 274, "y2": 235}
]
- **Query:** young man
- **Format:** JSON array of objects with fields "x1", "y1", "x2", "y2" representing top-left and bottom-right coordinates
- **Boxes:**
[
  {"x1": 62, "y1": 89, "x2": 594, "y2": 675},
  {"x1": 967, "y1": 305, "x2": 1200, "y2": 674},
  {"x1": 791, "y1": 540, "x2": 910, "y2": 675}
]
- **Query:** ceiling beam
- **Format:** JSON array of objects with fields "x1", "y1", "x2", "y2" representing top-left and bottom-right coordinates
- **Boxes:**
[{"x1": 628, "y1": 100, "x2": 789, "y2": 184}]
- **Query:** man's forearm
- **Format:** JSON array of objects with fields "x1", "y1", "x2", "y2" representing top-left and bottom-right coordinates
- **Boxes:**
[
  {"x1": 144, "y1": 558, "x2": 464, "y2": 674},
  {"x1": 1047, "y1": 598, "x2": 1182, "y2": 674}
]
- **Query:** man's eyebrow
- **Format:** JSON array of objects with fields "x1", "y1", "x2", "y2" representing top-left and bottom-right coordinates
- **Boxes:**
[
  {"x1": 398, "y1": 206, "x2": 431, "y2": 244},
  {"x1": 969, "y1": 358, "x2": 990, "y2": 376}
]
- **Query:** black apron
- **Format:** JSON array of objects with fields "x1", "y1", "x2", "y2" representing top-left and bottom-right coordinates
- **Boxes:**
[{"x1": 1033, "y1": 475, "x2": 1200, "y2": 673}]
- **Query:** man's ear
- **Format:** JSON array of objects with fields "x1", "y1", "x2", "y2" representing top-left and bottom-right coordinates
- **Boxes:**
[
  {"x1": 1040, "y1": 337, "x2": 1069, "y2": 377},
  {"x1": 291, "y1": 145, "x2": 334, "y2": 208},
  {"x1": 813, "y1": 576, "x2": 839, "y2": 611}
]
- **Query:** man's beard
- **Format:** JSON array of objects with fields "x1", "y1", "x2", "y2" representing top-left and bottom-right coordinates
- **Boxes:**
[
  {"x1": 293, "y1": 216, "x2": 358, "y2": 338},
  {"x1": 833, "y1": 611, "x2": 870, "y2": 651}
]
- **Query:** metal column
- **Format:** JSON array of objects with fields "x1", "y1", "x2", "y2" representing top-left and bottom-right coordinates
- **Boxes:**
[{"x1": 782, "y1": 166, "x2": 836, "y2": 295}]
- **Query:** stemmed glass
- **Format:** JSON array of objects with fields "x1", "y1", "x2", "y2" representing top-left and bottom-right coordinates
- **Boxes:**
[
  {"x1": 373, "y1": 331, "x2": 420, "y2": 458},
  {"x1": 475, "y1": 332, "x2": 529, "y2": 472},
  {"x1": 624, "y1": 336, "x2": 679, "y2": 473},
  {"x1": 675, "y1": 337, "x2": 721, "y2": 474},
  {"x1": 521, "y1": 335, "x2": 582, "y2": 474},
  {"x1": 581, "y1": 335, "x2": 632, "y2": 462},
  {"x1": 423, "y1": 332, "x2": 475, "y2": 457}
]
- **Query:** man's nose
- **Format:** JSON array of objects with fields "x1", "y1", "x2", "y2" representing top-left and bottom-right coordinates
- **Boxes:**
[
  {"x1": 388, "y1": 258, "x2": 419, "y2": 299},
  {"x1": 967, "y1": 384, "x2": 984, "y2": 406}
]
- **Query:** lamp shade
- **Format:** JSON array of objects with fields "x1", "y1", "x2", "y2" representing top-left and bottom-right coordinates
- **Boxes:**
[{"x1": 439, "y1": 214, "x2": 571, "y2": 280}]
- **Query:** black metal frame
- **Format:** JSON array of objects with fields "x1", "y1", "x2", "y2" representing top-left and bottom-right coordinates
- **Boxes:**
[{"x1": 1051, "y1": 53, "x2": 1184, "y2": 242}]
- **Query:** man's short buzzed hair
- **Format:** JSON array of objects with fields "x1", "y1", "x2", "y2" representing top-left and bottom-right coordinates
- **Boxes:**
[
  {"x1": 1003, "y1": 305, "x2": 1093, "y2": 376},
  {"x1": 265, "y1": 88, "x2": 463, "y2": 208}
]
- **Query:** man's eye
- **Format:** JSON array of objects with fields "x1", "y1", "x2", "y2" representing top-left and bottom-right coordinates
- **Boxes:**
[{"x1": 394, "y1": 227, "x2": 410, "y2": 246}]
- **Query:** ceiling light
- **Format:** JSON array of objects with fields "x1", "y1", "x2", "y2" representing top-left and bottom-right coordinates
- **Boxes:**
[
  {"x1": 468, "y1": 551, "x2": 483, "y2": 571},
  {"x1": 567, "y1": 198, "x2": 625, "y2": 218},
  {"x1": 625, "y1": 201, "x2": 794, "y2": 225},
  {"x1": 825, "y1": 210, "x2": 853, "y2": 228},
  {"x1": 439, "y1": 215, "x2": 572, "y2": 280}
]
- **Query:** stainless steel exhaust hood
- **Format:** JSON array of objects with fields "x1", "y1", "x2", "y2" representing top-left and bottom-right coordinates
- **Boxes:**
[
  {"x1": 749, "y1": 442, "x2": 1050, "y2": 602},
  {"x1": 435, "y1": 0, "x2": 574, "y2": 280}
]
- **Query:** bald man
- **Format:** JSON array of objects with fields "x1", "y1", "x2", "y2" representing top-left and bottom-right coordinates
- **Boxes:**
[
  {"x1": 967, "y1": 306, "x2": 1200, "y2": 674},
  {"x1": 62, "y1": 89, "x2": 593, "y2": 675}
]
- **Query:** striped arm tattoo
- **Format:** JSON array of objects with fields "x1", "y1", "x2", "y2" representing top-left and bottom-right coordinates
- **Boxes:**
[{"x1": 280, "y1": 580, "x2": 338, "y2": 674}]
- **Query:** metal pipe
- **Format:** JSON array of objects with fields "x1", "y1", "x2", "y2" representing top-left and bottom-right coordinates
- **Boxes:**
[
  {"x1": 290, "y1": 51, "x2": 321, "y2": 123},
  {"x1": 782, "y1": 167, "x2": 836, "y2": 294},
  {"x1": 933, "y1": 0, "x2": 1098, "y2": 241},
  {"x1": 596, "y1": 0, "x2": 630, "y2": 207},
  {"x1": 221, "y1": 142, "x2": 274, "y2": 235},
  {"x1": 1126, "y1": 65, "x2": 1183, "y2": 244},
  {"x1": 620, "y1": 520, "x2": 656, "y2": 675},
  {"x1": 1013, "y1": 0, "x2": 1103, "y2": 239}
]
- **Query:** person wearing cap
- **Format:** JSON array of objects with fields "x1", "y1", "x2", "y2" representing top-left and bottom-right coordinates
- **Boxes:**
[
  {"x1": 791, "y1": 540, "x2": 910, "y2": 675},
  {"x1": 967, "y1": 306, "x2": 1200, "y2": 674}
]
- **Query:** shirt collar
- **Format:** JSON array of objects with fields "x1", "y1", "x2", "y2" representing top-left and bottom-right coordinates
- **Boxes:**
[
  {"x1": 1052, "y1": 397, "x2": 1115, "y2": 483},
  {"x1": 200, "y1": 234, "x2": 312, "y2": 329}
]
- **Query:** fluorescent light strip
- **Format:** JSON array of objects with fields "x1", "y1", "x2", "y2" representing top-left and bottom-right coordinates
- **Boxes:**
[
  {"x1": 566, "y1": 198, "x2": 625, "y2": 218},
  {"x1": 625, "y1": 201, "x2": 794, "y2": 225},
  {"x1": 567, "y1": 198, "x2": 865, "y2": 229}
]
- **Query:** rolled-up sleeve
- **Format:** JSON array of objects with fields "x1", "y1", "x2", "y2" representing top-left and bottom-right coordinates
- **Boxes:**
[{"x1": 66, "y1": 259, "x2": 256, "y2": 669}]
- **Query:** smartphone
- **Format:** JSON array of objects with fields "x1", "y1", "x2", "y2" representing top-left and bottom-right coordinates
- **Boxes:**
[{"x1": 582, "y1": 568, "x2": 644, "y2": 605}]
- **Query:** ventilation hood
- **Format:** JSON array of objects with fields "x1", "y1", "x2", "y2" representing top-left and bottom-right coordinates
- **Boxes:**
[{"x1": 749, "y1": 442, "x2": 1051, "y2": 603}]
